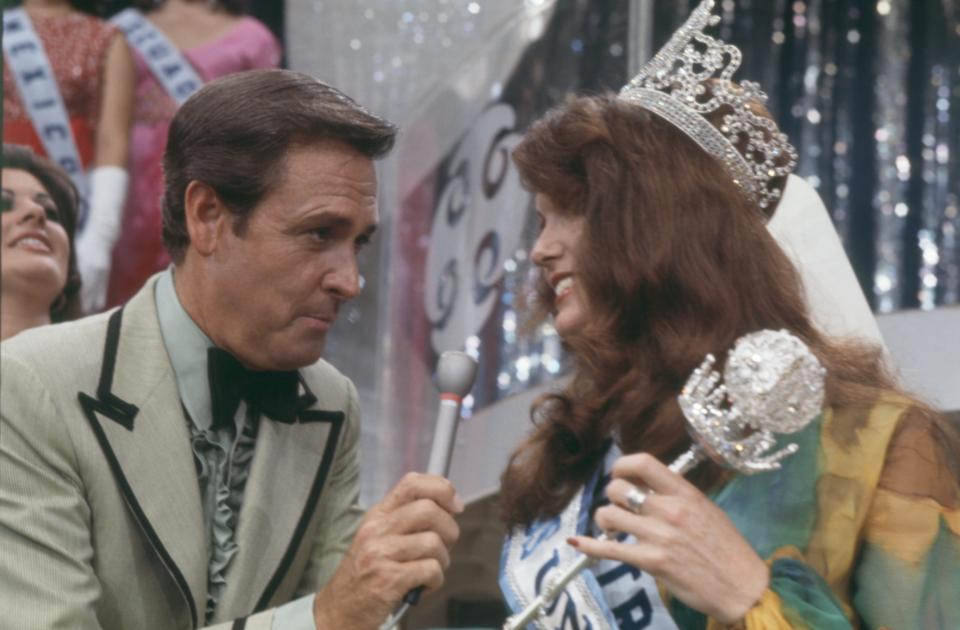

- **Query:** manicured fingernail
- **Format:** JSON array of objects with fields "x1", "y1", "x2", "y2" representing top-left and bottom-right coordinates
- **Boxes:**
[
  {"x1": 566, "y1": 537, "x2": 580, "y2": 548},
  {"x1": 453, "y1": 494, "x2": 465, "y2": 513}
]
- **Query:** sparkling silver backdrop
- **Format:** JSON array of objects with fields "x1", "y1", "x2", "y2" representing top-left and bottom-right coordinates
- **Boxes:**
[
  {"x1": 656, "y1": 0, "x2": 960, "y2": 312},
  {"x1": 288, "y1": 1, "x2": 629, "y2": 504},
  {"x1": 288, "y1": 0, "x2": 958, "y2": 505}
]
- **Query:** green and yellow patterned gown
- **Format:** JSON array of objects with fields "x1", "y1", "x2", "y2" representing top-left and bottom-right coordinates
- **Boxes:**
[{"x1": 666, "y1": 393, "x2": 960, "y2": 629}]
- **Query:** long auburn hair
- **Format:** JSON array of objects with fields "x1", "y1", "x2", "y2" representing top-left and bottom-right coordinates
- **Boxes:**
[{"x1": 499, "y1": 93, "x2": 936, "y2": 528}]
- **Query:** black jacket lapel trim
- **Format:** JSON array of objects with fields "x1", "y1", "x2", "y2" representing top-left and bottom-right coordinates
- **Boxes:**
[
  {"x1": 84, "y1": 308, "x2": 139, "y2": 429},
  {"x1": 253, "y1": 410, "x2": 345, "y2": 611},
  {"x1": 79, "y1": 395, "x2": 199, "y2": 629},
  {"x1": 291, "y1": 376, "x2": 341, "y2": 424},
  {"x1": 294, "y1": 373, "x2": 318, "y2": 414},
  {"x1": 298, "y1": 409, "x2": 344, "y2": 423}
]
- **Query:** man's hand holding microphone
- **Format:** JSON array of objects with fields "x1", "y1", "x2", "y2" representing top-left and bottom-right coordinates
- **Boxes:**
[{"x1": 312, "y1": 352, "x2": 478, "y2": 629}]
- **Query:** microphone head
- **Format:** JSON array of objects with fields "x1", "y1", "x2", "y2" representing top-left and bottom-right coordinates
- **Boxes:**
[{"x1": 435, "y1": 351, "x2": 479, "y2": 397}]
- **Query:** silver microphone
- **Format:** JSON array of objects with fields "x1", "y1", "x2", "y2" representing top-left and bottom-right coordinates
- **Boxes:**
[
  {"x1": 426, "y1": 350, "x2": 479, "y2": 476},
  {"x1": 381, "y1": 351, "x2": 479, "y2": 630}
]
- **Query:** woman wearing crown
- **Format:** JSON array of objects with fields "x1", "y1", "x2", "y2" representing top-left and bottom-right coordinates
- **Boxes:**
[{"x1": 497, "y1": 2, "x2": 960, "y2": 628}]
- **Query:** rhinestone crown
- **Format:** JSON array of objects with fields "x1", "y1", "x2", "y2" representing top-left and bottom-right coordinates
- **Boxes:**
[{"x1": 619, "y1": 0, "x2": 798, "y2": 210}]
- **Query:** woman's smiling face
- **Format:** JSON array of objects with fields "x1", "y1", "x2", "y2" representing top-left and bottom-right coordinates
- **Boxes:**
[
  {"x1": 530, "y1": 193, "x2": 589, "y2": 339},
  {"x1": 1, "y1": 168, "x2": 71, "y2": 306}
]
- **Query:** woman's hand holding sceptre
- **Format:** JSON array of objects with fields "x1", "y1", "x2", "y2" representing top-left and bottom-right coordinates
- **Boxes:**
[
  {"x1": 576, "y1": 329, "x2": 825, "y2": 622},
  {"x1": 571, "y1": 454, "x2": 770, "y2": 622},
  {"x1": 503, "y1": 329, "x2": 826, "y2": 629}
]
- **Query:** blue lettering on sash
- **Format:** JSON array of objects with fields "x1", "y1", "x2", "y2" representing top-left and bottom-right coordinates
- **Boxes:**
[
  {"x1": 5, "y1": 6, "x2": 89, "y2": 218},
  {"x1": 596, "y1": 562, "x2": 641, "y2": 586},
  {"x1": 131, "y1": 30, "x2": 157, "y2": 47},
  {"x1": 10, "y1": 40, "x2": 38, "y2": 55},
  {"x1": 612, "y1": 589, "x2": 653, "y2": 629},
  {"x1": 42, "y1": 124, "x2": 69, "y2": 141},
  {"x1": 58, "y1": 157, "x2": 81, "y2": 175},
  {"x1": 21, "y1": 67, "x2": 46, "y2": 84},
  {"x1": 533, "y1": 549, "x2": 593, "y2": 630},
  {"x1": 5, "y1": 17, "x2": 24, "y2": 33},
  {"x1": 596, "y1": 562, "x2": 653, "y2": 629},
  {"x1": 161, "y1": 62, "x2": 182, "y2": 79},
  {"x1": 534, "y1": 548, "x2": 561, "y2": 592},
  {"x1": 111, "y1": 9, "x2": 202, "y2": 105},
  {"x1": 521, "y1": 516, "x2": 561, "y2": 560},
  {"x1": 175, "y1": 80, "x2": 200, "y2": 98},
  {"x1": 147, "y1": 43, "x2": 170, "y2": 59}
]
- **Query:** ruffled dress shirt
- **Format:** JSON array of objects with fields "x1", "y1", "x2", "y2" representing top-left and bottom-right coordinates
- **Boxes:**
[{"x1": 155, "y1": 269, "x2": 315, "y2": 628}]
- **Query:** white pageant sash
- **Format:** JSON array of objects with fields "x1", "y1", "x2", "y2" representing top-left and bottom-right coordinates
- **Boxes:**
[
  {"x1": 500, "y1": 443, "x2": 677, "y2": 629},
  {"x1": 3, "y1": 7, "x2": 89, "y2": 221},
  {"x1": 111, "y1": 8, "x2": 202, "y2": 105}
]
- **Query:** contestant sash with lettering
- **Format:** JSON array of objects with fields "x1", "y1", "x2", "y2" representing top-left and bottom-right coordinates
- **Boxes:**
[
  {"x1": 2, "y1": 7, "x2": 89, "y2": 219},
  {"x1": 500, "y1": 443, "x2": 678, "y2": 629},
  {"x1": 111, "y1": 8, "x2": 202, "y2": 105}
]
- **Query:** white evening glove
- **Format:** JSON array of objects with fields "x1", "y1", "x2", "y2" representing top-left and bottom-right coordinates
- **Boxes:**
[{"x1": 75, "y1": 165, "x2": 129, "y2": 313}]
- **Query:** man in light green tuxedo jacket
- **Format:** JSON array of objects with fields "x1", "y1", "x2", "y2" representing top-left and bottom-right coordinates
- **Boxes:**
[{"x1": 0, "y1": 70, "x2": 462, "y2": 630}]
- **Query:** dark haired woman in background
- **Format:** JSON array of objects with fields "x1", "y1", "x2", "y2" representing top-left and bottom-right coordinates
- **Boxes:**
[
  {"x1": 105, "y1": 0, "x2": 280, "y2": 307},
  {"x1": 2, "y1": 144, "x2": 83, "y2": 340},
  {"x1": 3, "y1": 0, "x2": 134, "y2": 314},
  {"x1": 497, "y1": 4, "x2": 960, "y2": 627}
]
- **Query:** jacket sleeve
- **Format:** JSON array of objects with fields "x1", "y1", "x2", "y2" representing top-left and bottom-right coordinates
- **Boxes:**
[{"x1": 0, "y1": 353, "x2": 105, "y2": 629}]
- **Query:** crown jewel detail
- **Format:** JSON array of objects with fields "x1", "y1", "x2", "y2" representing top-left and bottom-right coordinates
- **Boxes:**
[{"x1": 619, "y1": 0, "x2": 798, "y2": 210}]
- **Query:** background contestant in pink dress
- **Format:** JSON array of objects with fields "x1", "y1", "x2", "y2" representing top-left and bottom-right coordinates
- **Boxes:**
[{"x1": 106, "y1": 0, "x2": 281, "y2": 307}]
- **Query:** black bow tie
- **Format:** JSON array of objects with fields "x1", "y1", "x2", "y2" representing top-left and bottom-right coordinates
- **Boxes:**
[{"x1": 207, "y1": 347, "x2": 315, "y2": 432}]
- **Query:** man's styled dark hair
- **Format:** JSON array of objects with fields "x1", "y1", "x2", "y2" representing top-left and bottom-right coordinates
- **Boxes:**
[{"x1": 161, "y1": 69, "x2": 397, "y2": 263}]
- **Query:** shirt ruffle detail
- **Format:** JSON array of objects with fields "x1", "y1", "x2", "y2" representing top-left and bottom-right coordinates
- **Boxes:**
[{"x1": 189, "y1": 411, "x2": 258, "y2": 623}]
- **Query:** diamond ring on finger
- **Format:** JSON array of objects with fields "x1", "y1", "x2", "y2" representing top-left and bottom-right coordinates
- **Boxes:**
[{"x1": 625, "y1": 485, "x2": 647, "y2": 512}]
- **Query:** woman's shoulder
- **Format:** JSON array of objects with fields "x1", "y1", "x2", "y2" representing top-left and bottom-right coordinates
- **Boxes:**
[
  {"x1": 825, "y1": 390, "x2": 917, "y2": 440},
  {"x1": 230, "y1": 17, "x2": 281, "y2": 68},
  {"x1": 877, "y1": 402, "x2": 959, "y2": 506},
  {"x1": 237, "y1": 17, "x2": 280, "y2": 49},
  {"x1": 233, "y1": 15, "x2": 275, "y2": 37},
  {"x1": 825, "y1": 390, "x2": 958, "y2": 497}
]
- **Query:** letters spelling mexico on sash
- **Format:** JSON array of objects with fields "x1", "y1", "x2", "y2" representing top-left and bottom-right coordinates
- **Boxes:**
[
  {"x1": 111, "y1": 8, "x2": 203, "y2": 105},
  {"x1": 2, "y1": 7, "x2": 90, "y2": 219}
]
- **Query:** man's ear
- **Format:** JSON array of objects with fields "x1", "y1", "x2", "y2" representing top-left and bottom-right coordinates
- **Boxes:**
[{"x1": 183, "y1": 181, "x2": 227, "y2": 257}]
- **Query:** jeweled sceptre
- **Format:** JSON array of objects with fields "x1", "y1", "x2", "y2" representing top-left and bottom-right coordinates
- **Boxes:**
[{"x1": 503, "y1": 329, "x2": 826, "y2": 630}]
